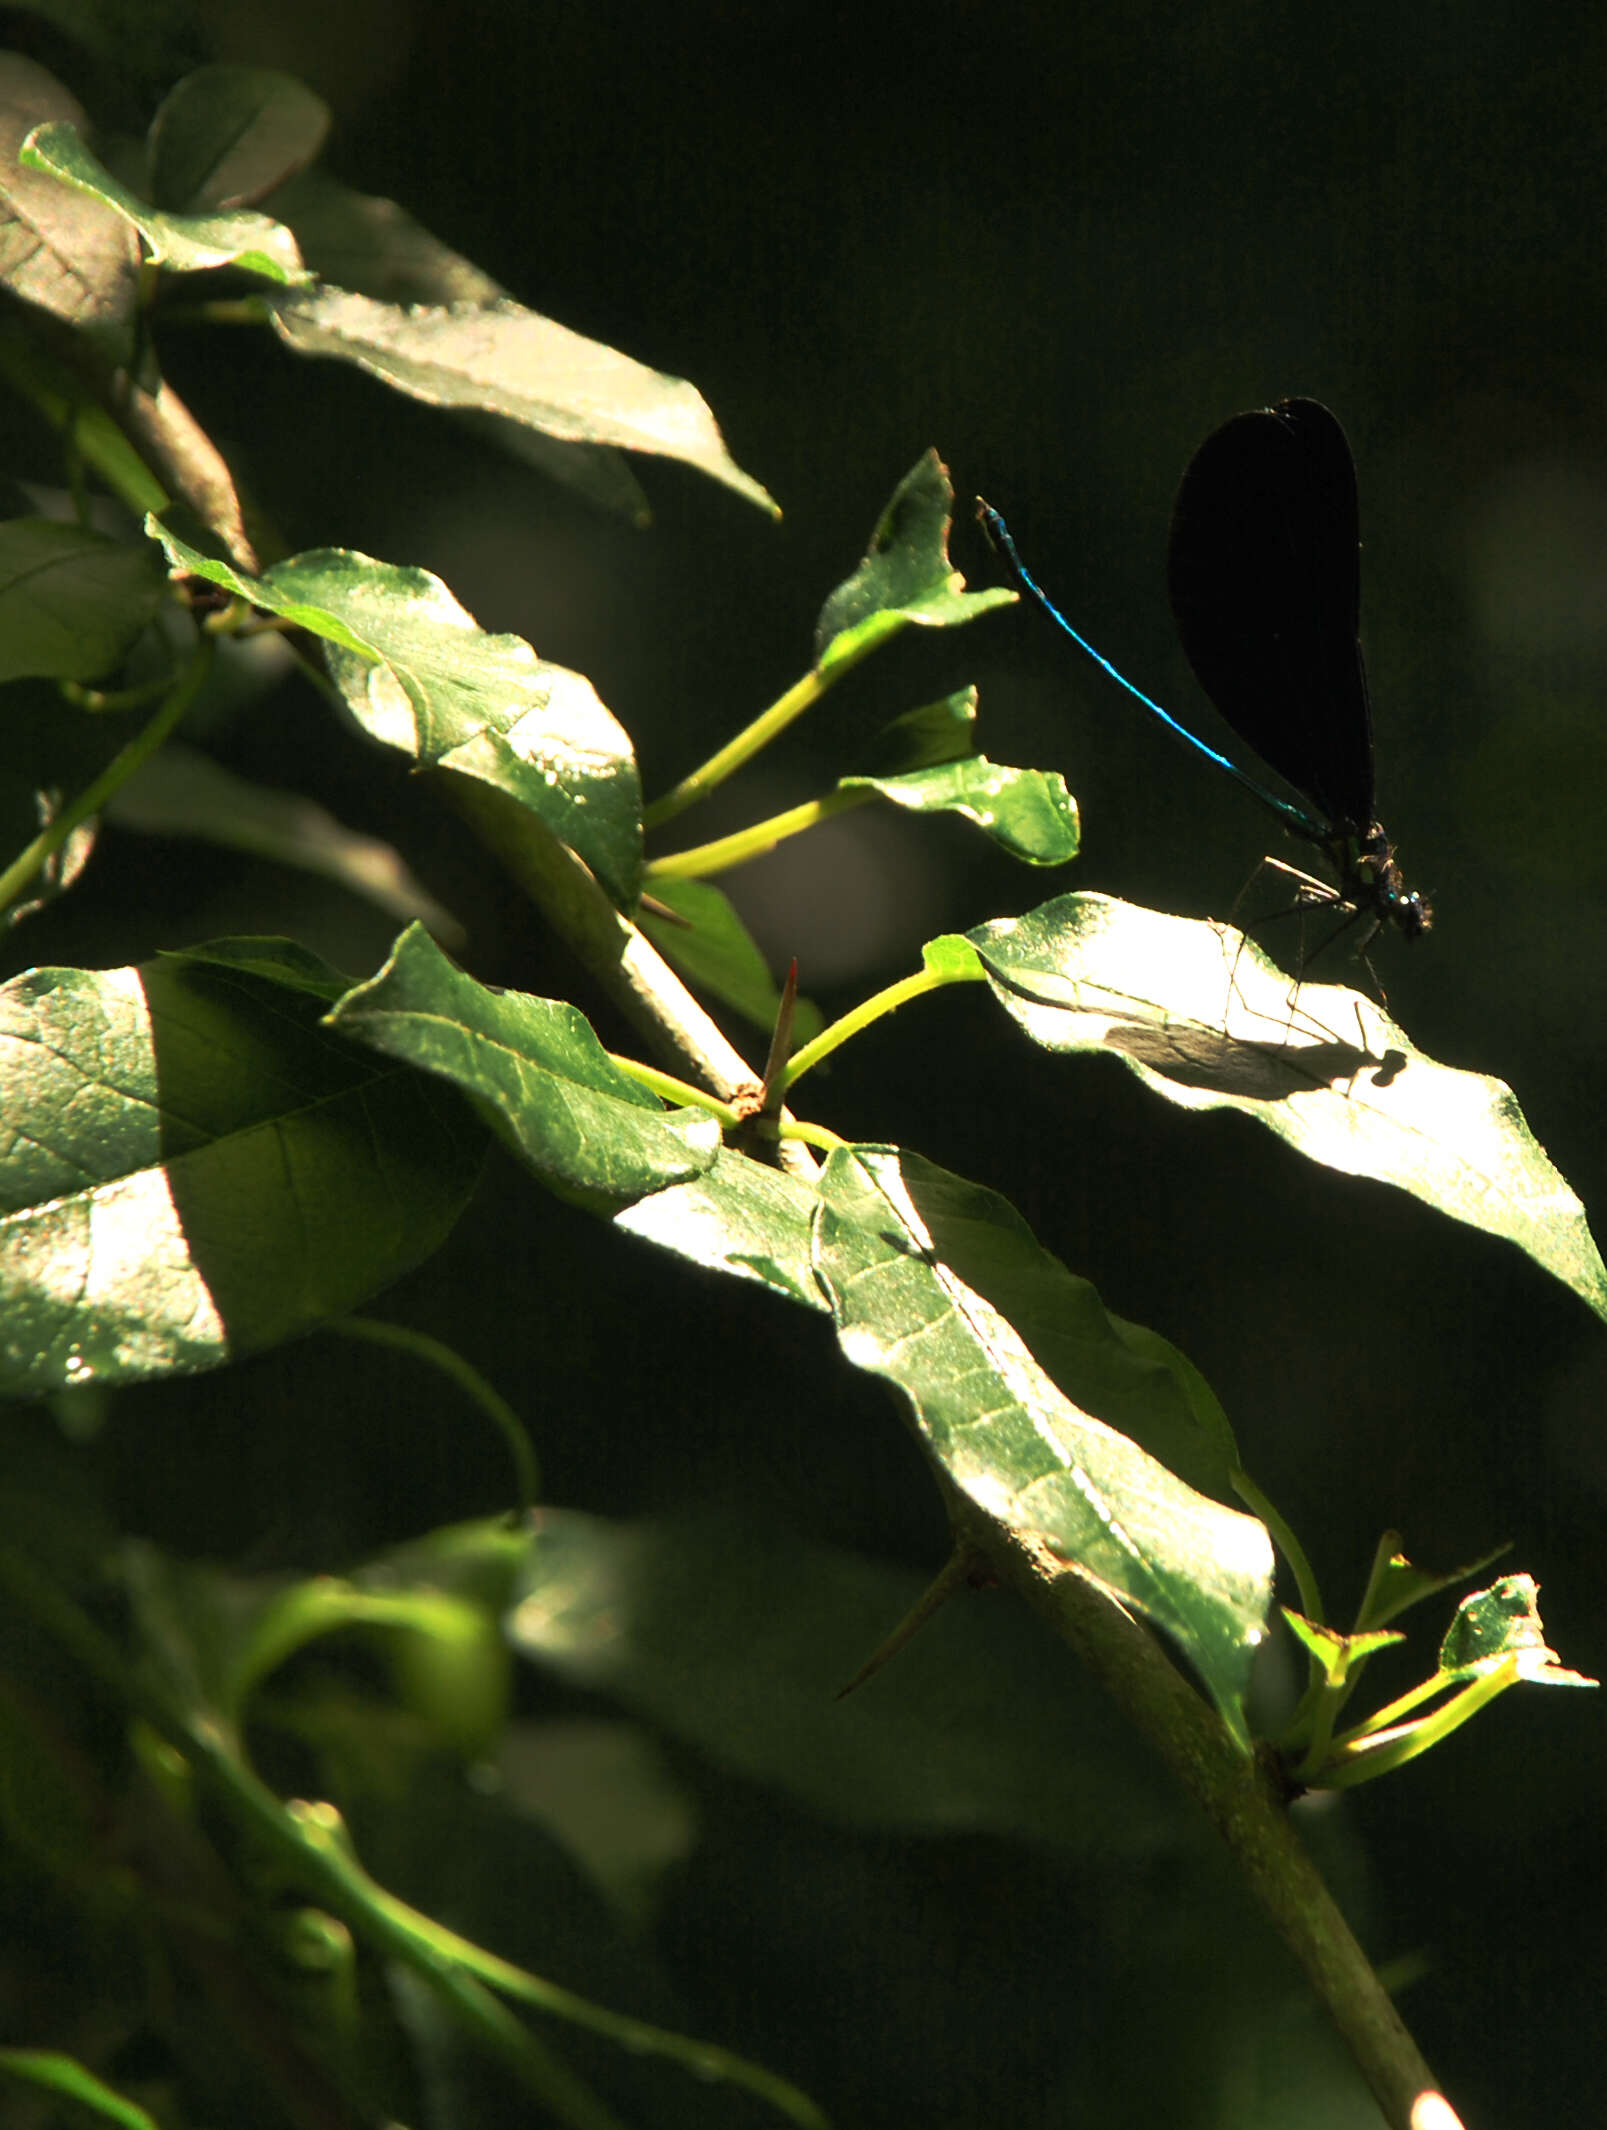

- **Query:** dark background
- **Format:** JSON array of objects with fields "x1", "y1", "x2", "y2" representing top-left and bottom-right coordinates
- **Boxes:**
[{"x1": 8, "y1": 3, "x2": 1607, "y2": 2126}]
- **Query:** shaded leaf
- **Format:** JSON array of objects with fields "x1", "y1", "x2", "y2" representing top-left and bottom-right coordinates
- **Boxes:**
[
  {"x1": 812, "y1": 1145, "x2": 1273, "y2": 1743},
  {"x1": 1355, "y1": 1530, "x2": 1511, "y2": 1632},
  {"x1": 268, "y1": 285, "x2": 777, "y2": 514},
  {"x1": 0, "y1": 57, "x2": 138, "y2": 349},
  {"x1": 967, "y1": 891, "x2": 1607, "y2": 1323},
  {"x1": 813, "y1": 451, "x2": 1015, "y2": 677},
  {"x1": 326, "y1": 922, "x2": 720, "y2": 1202},
  {"x1": 0, "y1": 517, "x2": 165, "y2": 679},
  {"x1": 110, "y1": 742, "x2": 465, "y2": 943},
  {"x1": 640, "y1": 873, "x2": 824, "y2": 1043},
  {"x1": 262, "y1": 169, "x2": 650, "y2": 521},
  {"x1": 21, "y1": 119, "x2": 307, "y2": 282},
  {"x1": 855, "y1": 686, "x2": 980, "y2": 774},
  {"x1": 0, "y1": 941, "x2": 486, "y2": 1395},
  {"x1": 507, "y1": 1508, "x2": 1188, "y2": 1860},
  {"x1": 266, "y1": 165, "x2": 503, "y2": 303},
  {"x1": 146, "y1": 520, "x2": 643, "y2": 906},
  {"x1": 147, "y1": 64, "x2": 330, "y2": 211},
  {"x1": 612, "y1": 1144, "x2": 824, "y2": 1308}
]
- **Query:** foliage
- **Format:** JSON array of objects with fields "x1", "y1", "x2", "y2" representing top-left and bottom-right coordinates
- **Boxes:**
[{"x1": 0, "y1": 37, "x2": 1596, "y2": 2130}]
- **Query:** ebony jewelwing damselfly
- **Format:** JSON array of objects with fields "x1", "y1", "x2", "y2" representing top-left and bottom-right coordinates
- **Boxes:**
[{"x1": 978, "y1": 397, "x2": 1431, "y2": 961}]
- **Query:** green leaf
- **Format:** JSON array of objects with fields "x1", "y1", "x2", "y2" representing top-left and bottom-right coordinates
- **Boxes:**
[
  {"x1": 967, "y1": 890, "x2": 1607, "y2": 1323},
  {"x1": 326, "y1": 922, "x2": 720, "y2": 1202},
  {"x1": 852, "y1": 1154, "x2": 1243, "y2": 1501},
  {"x1": 21, "y1": 120, "x2": 308, "y2": 282},
  {"x1": 0, "y1": 941, "x2": 486, "y2": 1395},
  {"x1": 0, "y1": 58, "x2": 138, "y2": 350},
  {"x1": 261, "y1": 169, "x2": 652, "y2": 523},
  {"x1": 1354, "y1": 1530, "x2": 1512, "y2": 1632},
  {"x1": 267, "y1": 284, "x2": 777, "y2": 514},
  {"x1": 1280, "y1": 1608, "x2": 1404, "y2": 1687},
  {"x1": 507, "y1": 1509, "x2": 1188, "y2": 1859},
  {"x1": 0, "y1": 518, "x2": 165, "y2": 680},
  {"x1": 1438, "y1": 1575, "x2": 1597, "y2": 1687},
  {"x1": 612, "y1": 1143, "x2": 824, "y2": 1307},
  {"x1": 145, "y1": 521, "x2": 643, "y2": 906},
  {"x1": 266, "y1": 166, "x2": 505, "y2": 303},
  {"x1": 840, "y1": 750, "x2": 1079, "y2": 866},
  {"x1": 146, "y1": 64, "x2": 330, "y2": 211},
  {"x1": 110, "y1": 742, "x2": 465, "y2": 944},
  {"x1": 812, "y1": 1145, "x2": 1274, "y2": 1744},
  {"x1": 813, "y1": 452, "x2": 1016, "y2": 677},
  {"x1": 0, "y1": 2051, "x2": 159, "y2": 2130},
  {"x1": 855, "y1": 687, "x2": 980, "y2": 774},
  {"x1": 640, "y1": 873, "x2": 824, "y2": 1043}
]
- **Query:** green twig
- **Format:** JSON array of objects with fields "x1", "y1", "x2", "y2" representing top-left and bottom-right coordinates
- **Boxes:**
[
  {"x1": 644, "y1": 667, "x2": 829, "y2": 829},
  {"x1": 781, "y1": 961, "x2": 980, "y2": 1090},
  {"x1": 0, "y1": 634, "x2": 214, "y2": 920},
  {"x1": 325, "y1": 1316, "x2": 539, "y2": 1516},
  {"x1": 605, "y1": 1054, "x2": 745, "y2": 1126},
  {"x1": 646, "y1": 787, "x2": 870, "y2": 880}
]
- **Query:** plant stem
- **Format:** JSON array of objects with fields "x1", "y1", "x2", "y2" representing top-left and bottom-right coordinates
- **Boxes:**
[
  {"x1": 324, "y1": 1316, "x2": 540, "y2": 1515},
  {"x1": 0, "y1": 634, "x2": 214, "y2": 921},
  {"x1": 606, "y1": 1054, "x2": 745, "y2": 1124},
  {"x1": 644, "y1": 667, "x2": 829, "y2": 828},
  {"x1": 782, "y1": 962, "x2": 979, "y2": 1089},
  {"x1": 0, "y1": 1545, "x2": 831, "y2": 2130},
  {"x1": 646, "y1": 787, "x2": 870, "y2": 880},
  {"x1": 956, "y1": 1504, "x2": 1466, "y2": 2130}
]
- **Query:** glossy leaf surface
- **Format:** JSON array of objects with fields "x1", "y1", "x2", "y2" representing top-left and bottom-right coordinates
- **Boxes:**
[
  {"x1": 0, "y1": 940, "x2": 485, "y2": 1395},
  {"x1": 814, "y1": 451, "x2": 1015, "y2": 677},
  {"x1": 147, "y1": 522, "x2": 643, "y2": 905},
  {"x1": 967, "y1": 891, "x2": 1607, "y2": 1323},
  {"x1": 327, "y1": 923, "x2": 720, "y2": 1202},
  {"x1": 813, "y1": 1145, "x2": 1273, "y2": 1742}
]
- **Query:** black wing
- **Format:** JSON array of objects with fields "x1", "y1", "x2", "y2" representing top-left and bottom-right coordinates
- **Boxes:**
[{"x1": 1166, "y1": 397, "x2": 1376, "y2": 829}]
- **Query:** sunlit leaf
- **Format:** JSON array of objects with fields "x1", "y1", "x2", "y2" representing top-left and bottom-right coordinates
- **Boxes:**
[
  {"x1": 812, "y1": 1145, "x2": 1273, "y2": 1743},
  {"x1": 268, "y1": 284, "x2": 776, "y2": 514},
  {"x1": 967, "y1": 891, "x2": 1607, "y2": 1323},
  {"x1": 146, "y1": 520, "x2": 642, "y2": 905},
  {"x1": 22, "y1": 120, "x2": 307, "y2": 282},
  {"x1": 612, "y1": 1144, "x2": 824, "y2": 1308},
  {"x1": 1439, "y1": 1575, "x2": 1597, "y2": 1688},
  {"x1": 327, "y1": 922, "x2": 720, "y2": 1202},
  {"x1": 813, "y1": 452, "x2": 1015, "y2": 677},
  {"x1": 0, "y1": 940, "x2": 485, "y2": 1395},
  {"x1": 840, "y1": 749, "x2": 1078, "y2": 865}
]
